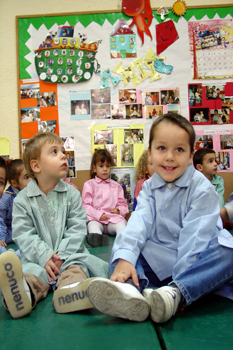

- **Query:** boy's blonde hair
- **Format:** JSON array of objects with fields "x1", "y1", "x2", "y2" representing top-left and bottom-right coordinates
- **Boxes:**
[
  {"x1": 135, "y1": 150, "x2": 149, "y2": 182},
  {"x1": 23, "y1": 132, "x2": 64, "y2": 180}
]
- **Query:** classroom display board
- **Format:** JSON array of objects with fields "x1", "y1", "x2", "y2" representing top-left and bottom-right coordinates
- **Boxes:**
[{"x1": 17, "y1": 7, "x2": 233, "y2": 177}]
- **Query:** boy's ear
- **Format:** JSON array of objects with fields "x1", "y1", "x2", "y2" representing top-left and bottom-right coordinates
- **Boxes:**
[
  {"x1": 30, "y1": 159, "x2": 40, "y2": 174},
  {"x1": 11, "y1": 179, "x2": 18, "y2": 188},
  {"x1": 196, "y1": 163, "x2": 203, "y2": 172}
]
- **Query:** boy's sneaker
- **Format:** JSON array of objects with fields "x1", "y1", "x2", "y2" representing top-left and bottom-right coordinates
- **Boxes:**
[
  {"x1": 87, "y1": 278, "x2": 150, "y2": 322},
  {"x1": 86, "y1": 233, "x2": 109, "y2": 247},
  {"x1": 53, "y1": 278, "x2": 95, "y2": 313},
  {"x1": 0, "y1": 251, "x2": 32, "y2": 319},
  {"x1": 143, "y1": 286, "x2": 182, "y2": 323}
]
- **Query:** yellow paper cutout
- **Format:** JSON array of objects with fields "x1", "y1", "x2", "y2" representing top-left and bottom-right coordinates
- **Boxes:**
[
  {"x1": 0, "y1": 137, "x2": 10, "y2": 156},
  {"x1": 133, "y1": 57, "x2": 150, "y2": 82},
  {"x1": 144, "y1": 61, "x2": 162, "y2": 82}
]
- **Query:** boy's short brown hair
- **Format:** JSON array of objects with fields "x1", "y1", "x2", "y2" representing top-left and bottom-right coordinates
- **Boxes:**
[
  {"x1": 193, "y1": 148, "x2": 216, "y2": 169},
  {"x1": 23, "y1": 132, "x2": 64, "y2": 180},
  {"x1": 148, "y1": 113, "x2": 195, "y2": 154}
]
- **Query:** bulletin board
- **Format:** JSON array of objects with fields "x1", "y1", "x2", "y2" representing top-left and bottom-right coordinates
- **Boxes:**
[{"x1": 16, "y1": 6, "x2": 233, "y2": 179}]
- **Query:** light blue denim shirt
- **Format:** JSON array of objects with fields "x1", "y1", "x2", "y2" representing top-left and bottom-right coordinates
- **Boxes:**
[
  {"x1": 112, "y1": 165, "x2": 233, "y2": 281},
  {"x1": 12, "y1": 179, "x2": 108, "y2": 284}
]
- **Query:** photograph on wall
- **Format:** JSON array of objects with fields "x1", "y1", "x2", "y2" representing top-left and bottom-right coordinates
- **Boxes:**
[
  {"x1": 119, "y1": 89, "x2": 137, "y2": 103},
  {"x1": 167, "y1": 104, "x2": 180, "y2": 114},
  {"x1": 222, "y1": 97, "x2": 233, "y2": 109},
  {"x1": 145, "y1": 105, "x2": 163, "y2": 119},
  {"x1": 38, "y1": 120, "x2": 57, "y2": 133},
  {"x1": 110, "y1": 168, "x2": 135, "y2": 211},
  {"x1": 124, "y1": 129, "x2": 144, "y2": 144},
  {"x1": 121, "y1": 144, "x2": 134, "y2": 166},
  {"x1": 71, "y1": 100, "x2": 90, "y2": 116},
  {"x1": 195, "y1": 135, "x2": 213, "y2": 150},
  {"x1": 125, "y1": 104, "x2": 142, "y2": 119},
  {"x1": 220, "y1": 134, "x2": 233, "y2": 150},
  {"x1": 62, "y1": 136, "x2": 76, "y2": 178},
  {"x1": 216, "y1": 151, "x2": 230, "y2": 171},
  {"x1": 190, "y1": 107, "x2": 210, "y2": 123},
  {"x1": 142, "y1": 91, "x2": 159, "y2": 105},
  {"x1": 206, "y1": 84, "x2": 225, "y2": 100},
  {"x1": 161, "y1": 89, "x2": 180, "y2": 105},
  {"x1": 21, "y1": 107, "x2": 40, "y2": 122},
  {"x1": 189, "y1": 84, "x2": 202, "y2": 106},
  {"x1": 20, "y1": 83, "x2": 39, "y2": 99},
  {"x1": 104, "y1": 144, "x2": 117, "y2": 166},
  {"x1": 211, "y1": 108, "x2": 230, "y2": 124},
  {"x1": 62, "y1": 136, "x2": 75, "y2": 151},
  {"x1": 94, "y1": 130, "x2": 113, "y2": 145},
  {"x1": 111, "y1": 105, "x2": 126, "y2": 119},
  {"x1": 91, "y1": 88, "x2": 111, "y2": 104},
  {"x1": 37, "y1": 92, "x2": 56, "y2": 107},
  {"x1": 91, "y1": 104, "x2": 111, "y2": 119}
]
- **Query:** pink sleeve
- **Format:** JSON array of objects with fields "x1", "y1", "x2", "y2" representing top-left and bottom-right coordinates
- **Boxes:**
[
  {"x1": 134, "y1": 179, "x2": 147, "y2": 199},
  {"x1": 81, "y1": 180, "x2": 104, "y2": 221}
]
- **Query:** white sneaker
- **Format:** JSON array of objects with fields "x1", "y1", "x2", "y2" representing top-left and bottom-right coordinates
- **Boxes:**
[
  {"x1": 143, "y1": 286, "x2": 182, "y2": 323},
  {"x1": 53, "y1": 278, "x2": 95, "y2": 314},
  {"x1": 0, "y1": 251, "x2": 32, "y2": 319},
  {"x1": 87, "y1": 278, "x2": 150, "y2": 322}
]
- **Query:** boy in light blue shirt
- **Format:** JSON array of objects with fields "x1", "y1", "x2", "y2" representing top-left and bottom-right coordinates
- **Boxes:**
[
  {"x1": 193, "y1": 148, "x2": 225, "y2": 207},
  {"x1": 87, "y1": 113, "x2": 233, "y2": 324},
  {"x1": 0, "y1": 132, "x2": 108, "y2": 319}
]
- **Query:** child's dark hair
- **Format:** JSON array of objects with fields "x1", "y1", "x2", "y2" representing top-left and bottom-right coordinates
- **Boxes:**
[
  {"x1": 193, "y1": 149, "x2": 216, "y2": 169},
  {"x1": 7, "y1": 159, "x2": 25, "y2": 184},
  {"x1": 148, "y1": 113, "x2": 195, "y2": 153},
  {"x1": 0, "y1": 157, "x2": 7, "y2": 186},
  {"x1": 90, "y1": 149, "x2": 114, "y2": 179}
]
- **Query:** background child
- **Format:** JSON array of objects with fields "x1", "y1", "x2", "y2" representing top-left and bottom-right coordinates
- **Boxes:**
[
  {"x1": 0, "y1": 132, "x2": 108, "y2": 319},
  {"x1": 0, "y1": 157, "x2": 7, "y2": 200},
  {"x1": 82, "y1": 149, "x2": 128, "y2": 248},
  {"x1": 133, "y1": 150, "x2": 154, "y2": 210},
  {"x1": 0, "y1": 159, "x2": 31, "y2": 255},
  {"x1": 87, "y1": 113, "x2": 233, "y2": 324},
  {"x1": 193, "y1": 148, "x2": 224, "y2": 207}
]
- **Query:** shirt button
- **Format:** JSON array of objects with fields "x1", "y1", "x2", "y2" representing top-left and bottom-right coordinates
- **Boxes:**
[
  {"x1": 167, "y1": 183, "x2": 172, "y2": 188},
  {"x1": 51, "y1": 217, "x2": 54, "y2": 221}
]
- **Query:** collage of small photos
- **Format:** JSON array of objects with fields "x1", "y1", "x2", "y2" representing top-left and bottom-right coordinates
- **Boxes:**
[
  {"x1": 189, "y1": 82, "x2": 233, "y2": 125},
  {"x1": 70, "y1": 87, "x2": 181, "y2": 120}
]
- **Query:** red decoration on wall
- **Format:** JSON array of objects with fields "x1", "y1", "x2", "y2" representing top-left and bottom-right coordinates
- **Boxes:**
[
  {"x1": 156, "y1": 20, "x2": 179, "y2": 55},
  {"x1": 122, "y1": 0, "x2": 153, "y2": 45}
]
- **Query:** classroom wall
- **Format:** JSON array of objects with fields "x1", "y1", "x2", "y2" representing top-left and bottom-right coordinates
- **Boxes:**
[{"x1": 0, "y1": 0, "x2": 232, "y2": 199}]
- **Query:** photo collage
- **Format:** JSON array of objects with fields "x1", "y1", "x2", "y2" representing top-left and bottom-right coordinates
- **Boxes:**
[{"x1": 189, "y1": 82, "x2": 233, "y2": 125}]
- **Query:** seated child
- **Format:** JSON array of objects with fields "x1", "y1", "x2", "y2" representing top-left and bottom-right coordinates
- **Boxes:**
[
  {"x1": 82, "y1": 149, "x2": 129, "y2": 248},
  {"x1": 86, "y1": 113, "x2": 233, "y2": 324},
  {"x1": 0, "y1": 157, "x2": 7, "y2": 200},
  {"x1": 193, "y1": 148, "x2": 224, "y2": 208},
  {"x1": 0, "y1": 132, "x2": 108, "y2": 319},
  {"x1": 0, "y1": 159, "x2": 31, "y2": 256},
  {"x1": 133, "y1": 150, "x2": 154, "y2": 210}
]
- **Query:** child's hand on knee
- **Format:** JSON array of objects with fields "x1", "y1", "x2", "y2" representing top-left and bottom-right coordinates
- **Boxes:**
[
  {"x1": 110, "y1": 208, "x2": 120, "y2": 215},
  {"x1": 45, "y1": 253, "x2": 62, "y2": 282},
  {"x1": 110, "y1": 259, "x2": 139, "y2": 287},
  {"x1": 0, "y1": 240, "x2": 7, "y2": 248},
  {"x1": 100, "y1": 213, "x2": 110, "y2": 221}
]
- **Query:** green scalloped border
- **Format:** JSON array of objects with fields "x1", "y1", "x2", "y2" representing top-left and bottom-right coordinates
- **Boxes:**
[{"x1": 18, "y1": 7, "x2": 233, "y2": 79}]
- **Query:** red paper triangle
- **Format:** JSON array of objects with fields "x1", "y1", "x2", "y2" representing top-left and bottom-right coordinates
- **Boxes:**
[{"x1": 156, "y1": 20, "x2": 179, "y2": 55}]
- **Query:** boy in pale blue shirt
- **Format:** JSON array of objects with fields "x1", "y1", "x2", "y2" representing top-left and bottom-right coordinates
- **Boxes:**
[
  {"x1": 193, "y1": 148, "x2": 225, "y2": 208},
  {"x1": 0, "y1": 132, "x2": 108, "y2": 319},
  {"x1": 87, "y1": 113, "x2": 233, "y2": 324}
]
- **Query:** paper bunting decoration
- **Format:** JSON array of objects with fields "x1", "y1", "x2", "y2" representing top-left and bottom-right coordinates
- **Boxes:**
[
  {"x1": 144, "y1": 61, "x2": 162, "y2": 82},
  {"x1": 156, "y1": 20, "x2": 179, "y2": 55},
  {"x1": 133, "y1": 57, "x2": 150, "y2": 82}
]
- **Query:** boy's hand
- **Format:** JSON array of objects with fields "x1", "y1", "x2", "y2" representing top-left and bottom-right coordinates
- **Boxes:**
[
  {"x1": 110, "y1": 259, "x2": 139, "y2": 287},
  {"x1": 110, "y1": 208, "x2": 120, "y2": 215},
  {"x1": 100, "y1": 213, "x2": 110, "y2": 221},
  {"x1": 0, "y1": 240, "x2": 7, "y2": 248},
  {"x1": 44, "y1": 253, "x2": 62, "y2": 282}
]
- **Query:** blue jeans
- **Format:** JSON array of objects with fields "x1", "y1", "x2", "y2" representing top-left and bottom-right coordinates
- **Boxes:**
[{"x1": 110, "y1": 237, "x2": 233, "y2": 305}]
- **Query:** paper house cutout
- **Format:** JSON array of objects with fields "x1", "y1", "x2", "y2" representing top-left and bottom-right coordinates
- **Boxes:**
[{"x1": 110, "y1": 19, "x2": 136, "y2": 59}]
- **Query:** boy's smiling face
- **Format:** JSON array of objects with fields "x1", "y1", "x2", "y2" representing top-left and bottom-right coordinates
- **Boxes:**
[{"x1": 148, "y1": 122, "x2": 193, "y2": 183}]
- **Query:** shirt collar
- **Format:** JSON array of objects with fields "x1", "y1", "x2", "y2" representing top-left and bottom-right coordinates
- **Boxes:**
[
  {"x1": 26, "y1": 179, "x2": 67, "y2": 197},
  {"x1": 150, "y1": 165, "x2": 195, "y2": 189},
  {"x1": 95, "y1": 176, "x2": 110, "y2": 184}
]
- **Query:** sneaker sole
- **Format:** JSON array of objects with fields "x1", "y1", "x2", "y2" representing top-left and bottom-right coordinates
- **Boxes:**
[
  {"x1": 87, "y1": 234, "x2": 109, "y2": 247},
  {"x1": 0, "y1": 251, "x2": 32, "y2": 319},
  {"x1": 87, "y1": 280, "x2": 150, "y2": 322},
  {"x1": 53, "y1": 278, "x2": 94, "y2": 314},
  {"x1": 149, "y1": 290, "x2": 171, "y2": 323}
]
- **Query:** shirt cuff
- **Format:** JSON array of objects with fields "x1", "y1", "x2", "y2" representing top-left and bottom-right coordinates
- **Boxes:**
[{"x1": 112, "y1": 248, "x2": 138, "y2": 266}]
